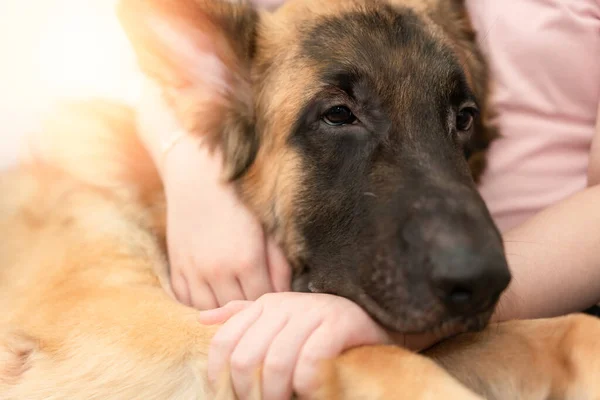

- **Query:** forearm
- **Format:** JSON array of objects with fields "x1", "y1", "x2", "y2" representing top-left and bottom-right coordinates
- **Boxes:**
[
  {"x1": 134, "y1": 79, "x2": 225, "y2": 187},
  {"x1": 492, "y1": 184, "x2": 600, "y2": 322}
]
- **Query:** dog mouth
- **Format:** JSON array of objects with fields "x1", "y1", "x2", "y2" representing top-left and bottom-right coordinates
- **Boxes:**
[
  {"x1": 351, "y1": 289, "x2": 494, "y2": 335},
  {"x1": 296, "y1": 271, "x2": 494, "y2": 336}
]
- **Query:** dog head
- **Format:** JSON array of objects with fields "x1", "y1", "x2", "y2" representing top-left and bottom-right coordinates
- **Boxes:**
[{"x1": 118, "y1": 0, "x2": 510, "y2": 333}]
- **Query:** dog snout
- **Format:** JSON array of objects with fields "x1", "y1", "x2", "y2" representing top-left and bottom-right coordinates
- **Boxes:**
[
  {"x1": 403, "y1": 194, "x2": 511, "y2": 317},
  {"x1": 430, "y1": 251, "x2": 510, "y2": 317}
]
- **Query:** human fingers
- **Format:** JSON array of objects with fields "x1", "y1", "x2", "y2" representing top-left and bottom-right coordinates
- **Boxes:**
[
  {"x1": 260, "y1": 316, "x2": 323, "y2": 400},
  {"x1": 266, "y1": 238, "x2": 292, "y2": 293},
  {"x1": 208, "y1": 303, "x2": 264, "y2": 385},
  {"x1": 209, "y1": 277, "x2": 247, "y2": 308},
  {"x1": 170, "y1": 270, "x2": 191, "y2": 307},
  {"x1": 199, "y1": 300, "x2": 253, "y2": 325},
  {"x1": 237, "y1": 242, "x2": 276, "y2": 301},
  {"x1": 228, "y1": 308, "x2": 290, "y2": 398},
  {"x1": 187, "y1": 277, "x2": 219, "y2": 310},
  {"x1": 293, "y1": 310, "x2": 390, "y2": 395}
]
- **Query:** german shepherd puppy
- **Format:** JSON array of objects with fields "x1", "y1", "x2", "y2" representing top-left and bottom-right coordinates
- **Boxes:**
[{"x1": 1, "y1": 0, "x2": 600, "y2": 399}]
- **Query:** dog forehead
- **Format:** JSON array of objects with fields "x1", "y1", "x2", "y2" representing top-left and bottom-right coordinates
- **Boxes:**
[
  {"x1": 253, "y1": 0, "x2": 466, "y2": 141},
  {"x1": 300, "y1": 7, "x2": 434, "y2": 63},
  {"x1": 270, "y1": 0, "x2": 440, "y2": 20},
  {"x1": 264, "y1": 3, "x2": 459, "y2": 95},
  {"x1": 264, "y1": 0, "x2": 446, "y2": 34},
  {"x1": 271, "y1": 0, "x2": 368, "y2": 21},
  {"x1": 262, "y1": 0, "x2": 453, "y2": 75}
]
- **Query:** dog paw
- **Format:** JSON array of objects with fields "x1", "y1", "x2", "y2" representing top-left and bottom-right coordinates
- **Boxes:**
[{"x1": 306, "y1": 345, "x2": 482, "y2": 400}]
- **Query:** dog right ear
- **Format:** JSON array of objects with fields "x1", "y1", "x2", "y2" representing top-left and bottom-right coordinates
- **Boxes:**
[{"x1": 117, "y1": 0, "x2": 260, "y2": 181}]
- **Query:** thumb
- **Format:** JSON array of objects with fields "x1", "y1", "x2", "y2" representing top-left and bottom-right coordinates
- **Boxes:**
[{"x1": 198, "y1": 300, "x2": 252, "y2": 325}]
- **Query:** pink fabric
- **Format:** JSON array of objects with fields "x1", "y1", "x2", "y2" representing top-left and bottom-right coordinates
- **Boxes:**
[{"x1": 466, "y1": 0, "x2": 600, "y2": 232}]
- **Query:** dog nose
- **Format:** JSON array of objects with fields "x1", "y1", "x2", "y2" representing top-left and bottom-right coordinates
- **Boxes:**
[
  {"x1": 400, "y1": 190, "x2": 511, "y2": 317},
  {"x1": 431, "y1": 258, "x2": 511, "y2": 316}
]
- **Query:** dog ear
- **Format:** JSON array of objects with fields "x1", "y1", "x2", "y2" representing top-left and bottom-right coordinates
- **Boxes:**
[{"x1": 116, "y1": 0, "x2": 259, "y2": 181}]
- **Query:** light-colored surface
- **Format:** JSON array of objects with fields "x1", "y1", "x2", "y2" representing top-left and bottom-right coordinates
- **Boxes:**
[
  {"x1": 467, "y1": 0, "x2": 600, "y2": 232},
  {"x1": 0, "y1": 0, "x2": 142, "y2": 170}
]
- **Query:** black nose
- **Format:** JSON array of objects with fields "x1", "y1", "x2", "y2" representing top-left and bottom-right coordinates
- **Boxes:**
[
  {"x1": 431, "y1": 258, "x2": 511, "y2": 316},
  {"x1": 400, "y1": 188, "x2": 512, "y2": 317}
]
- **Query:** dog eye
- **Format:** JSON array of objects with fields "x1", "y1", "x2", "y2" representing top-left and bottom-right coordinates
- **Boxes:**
[
  {"x1": 456, "y1": 107, "x2": 478, "y2": 132},
  {"x1": 322, "y1": 106, "x2": 357, "y2": 126}
]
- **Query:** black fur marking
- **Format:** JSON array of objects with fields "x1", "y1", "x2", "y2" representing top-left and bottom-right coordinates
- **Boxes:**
[{"x1": 285, "y1": 6, "x2": 509, "y2": 333}]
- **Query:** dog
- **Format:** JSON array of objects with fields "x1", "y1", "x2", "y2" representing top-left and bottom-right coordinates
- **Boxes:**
[{"x1": 2, "y1": 0, "x2": 600, "y2": 399}]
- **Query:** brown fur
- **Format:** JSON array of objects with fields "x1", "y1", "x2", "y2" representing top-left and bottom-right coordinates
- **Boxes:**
[{"x1": 2, "y1": 0, "x2": 600, "y2": 399}]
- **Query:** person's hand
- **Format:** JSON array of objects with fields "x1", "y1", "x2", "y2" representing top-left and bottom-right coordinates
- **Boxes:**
[
  {"x1": 199, "y1": 292, "x2": 393, "y2": 399},
  {"x1": 136, "y1": 79, "x2": 291, "y2": 310},
  {"x1": 132, "y1": 0, "x2": 292, "y2": 311}
]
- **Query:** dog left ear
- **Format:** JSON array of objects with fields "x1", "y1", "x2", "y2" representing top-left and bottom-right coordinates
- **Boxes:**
[{"x1": 117, "y1": 0, "x2": 260, "y2": 181}]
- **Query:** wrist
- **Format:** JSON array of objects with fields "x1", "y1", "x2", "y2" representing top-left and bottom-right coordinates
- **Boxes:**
[{"x1": 162, "y1": 133, "x2": 226, "y2": 193}]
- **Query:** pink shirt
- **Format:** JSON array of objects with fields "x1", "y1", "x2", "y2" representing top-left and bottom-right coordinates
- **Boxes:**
[{"x1": 466, "y1": 0, "x2": 600, "y2": 232}]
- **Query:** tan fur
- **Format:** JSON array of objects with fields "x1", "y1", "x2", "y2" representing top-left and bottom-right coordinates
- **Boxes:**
[
  {"x1": 426, "y1": 314, "x2": 600, "y2": 400},
  {"x1": 0, "y1": 102, "x2": 480, "y2": 399},
  {"x1": 2, "y1": 1, "x2": 600, "y2": 399}
]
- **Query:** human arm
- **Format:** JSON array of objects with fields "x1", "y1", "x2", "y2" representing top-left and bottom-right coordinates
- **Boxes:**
[
  {"x1": 130, "y1": 0, "x2": 291, "y2": 311},
  {"x1": 135, "y1": 77, "x2": 290, "y2": 310},
  {"x1": 492, "y1": 102, "x2": 600, "y2": 322},
  {"x1": 199, "y1": 293, "x2": 392, "y2": 400}
]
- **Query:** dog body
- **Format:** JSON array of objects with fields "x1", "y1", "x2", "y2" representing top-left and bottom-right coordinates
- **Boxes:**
[
  {"x1": 2, "y1": 0, "x2": 600, "y2": 399},
  {"x1": 0, "y1": 103, "x2": 478, "y2": 399}
]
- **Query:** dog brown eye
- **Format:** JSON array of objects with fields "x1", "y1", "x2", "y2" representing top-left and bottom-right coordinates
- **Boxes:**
[
  {"x1": 323, "y1": 106, "x2": 357, "y2": 126},
  {"x1": 456, "y1": 108, "x2": 477, "y2": 132}
]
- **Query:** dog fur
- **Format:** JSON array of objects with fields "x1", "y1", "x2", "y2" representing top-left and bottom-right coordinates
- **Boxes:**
[{"x1": 2, "y1": 0, "x2": 600, "y2": 399}]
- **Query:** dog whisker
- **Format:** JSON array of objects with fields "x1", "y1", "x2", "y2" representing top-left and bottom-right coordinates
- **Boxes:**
[{"x1": 364, "y1": 192, "x2": 378, "y2": 198}]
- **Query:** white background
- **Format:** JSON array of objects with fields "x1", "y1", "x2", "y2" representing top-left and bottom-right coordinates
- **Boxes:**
[{"x1": 0, "y1": 0, "x2": 142, "y2": 169}]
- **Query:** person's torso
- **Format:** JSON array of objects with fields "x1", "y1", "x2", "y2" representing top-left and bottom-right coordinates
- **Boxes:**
[{"x1": 466, "y1": 0, "x2": 600, "y2": 232}]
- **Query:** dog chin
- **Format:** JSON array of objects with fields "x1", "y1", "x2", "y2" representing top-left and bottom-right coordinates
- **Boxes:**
[
  {"x1": 294, "y1": 273, "x2": 494, "y2": 335},
  {"x1": 353, "y1": 289, "x2": 495, "y2": 335}
]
